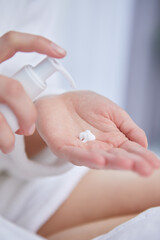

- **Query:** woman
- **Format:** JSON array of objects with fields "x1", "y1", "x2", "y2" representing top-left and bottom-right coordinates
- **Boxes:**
[{"x1": 0, "y1": 1, "x2": 160, "y2": 240}]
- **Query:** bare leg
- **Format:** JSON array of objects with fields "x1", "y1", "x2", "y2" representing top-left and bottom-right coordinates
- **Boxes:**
[
  {"x1": 38, "y1": 169, "x2": 160, "y2": 237},
  {"x1": 48, "y1": 214, "x2": 136, "y2": 240}
]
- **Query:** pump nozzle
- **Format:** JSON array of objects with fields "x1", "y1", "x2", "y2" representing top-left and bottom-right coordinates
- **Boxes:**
[
  {"x1": 34, "y1": 57, "x2": 76, "y2": 89},
  {"x1": 0, "y1": 56, "x2": 76, "y2": 134}
]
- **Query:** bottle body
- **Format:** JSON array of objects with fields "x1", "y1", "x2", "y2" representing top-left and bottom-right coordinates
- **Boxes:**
[
  {"x1": 0, "y1": 65, "x2": 46, "y2": 132},
  {"x1": 13, "y1": 65, "x2": 46, "y2": 100},
  {"x1": 0, "y1": 57, "x2": 75, "y2": 175}
]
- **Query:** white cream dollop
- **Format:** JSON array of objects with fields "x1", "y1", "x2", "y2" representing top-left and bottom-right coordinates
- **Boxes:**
[{"x1": 79, "y1": 130, "x2": 96, "y2": 143}]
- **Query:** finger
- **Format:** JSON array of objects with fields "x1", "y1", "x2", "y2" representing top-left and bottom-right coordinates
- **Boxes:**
[
  {"x1": 0, "y1": 31, "x2": 66, "y2": 63},
  {"x1": 0, "y1": 75, "x2": 37, "y2": 135},
  {"x1": 59, "y1": 146, "x2": 106, "y2": 169},
  {"x1": 102, "y1": 148, "x2": 136, "y2": 170},
  {"x1": 82, "y1": 139, "x2": 150, "y2": 174},
  {"x1": 104, "y1": 148, "x2": 154, "y2": 176},
  {"x1": 113, "y1": 108, "x2": 148, "y2": 148},
  {"x1": 133, "y1": 159, "x2": 154, "y2": 176},
  {"x1": 121, "y1": 141, "x2": 160, "y2": 169},
  {"x1": 0, "y1": 113, "x2": 15, "y2": 153},
  {"x1": 60, "y1": 145, "x2": 152, "y2": 176}
]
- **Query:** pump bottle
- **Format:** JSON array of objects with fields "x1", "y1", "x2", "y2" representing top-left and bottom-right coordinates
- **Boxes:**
[{"x1": 0, "y1": 57, "x2": 76, "y2": 132}]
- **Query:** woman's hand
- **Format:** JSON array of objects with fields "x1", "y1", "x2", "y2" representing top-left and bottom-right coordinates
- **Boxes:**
[
  {"x1": 35, "y1": 91, "x2": 160, "y2": 177},
  {"x1": 0, "y1": 31, "x2": 66, "y2": 153}
]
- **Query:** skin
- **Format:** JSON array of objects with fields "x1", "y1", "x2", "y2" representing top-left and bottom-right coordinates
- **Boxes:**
[
  {"x1": 34, "y1": 91, "x2": 160, "y2": 176},
  {"x1": 48, "y1": 214, "x2": 136, "y2": 240}
]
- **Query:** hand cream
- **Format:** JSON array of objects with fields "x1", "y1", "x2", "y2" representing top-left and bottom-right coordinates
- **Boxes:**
[{"x1": 79, "y1": 130, "x2": 96, "y2": 143}]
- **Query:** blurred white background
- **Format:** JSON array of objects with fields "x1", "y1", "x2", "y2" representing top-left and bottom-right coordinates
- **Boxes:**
[{"x1": 52, "y1": 0, "x2": 135, "y2": 108}]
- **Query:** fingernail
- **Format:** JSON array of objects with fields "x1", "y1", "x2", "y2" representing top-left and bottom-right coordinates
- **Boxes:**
[
  {"x1": 50, "y1": 43, "x2": 66, "y2": 55},
  {"x1": 28, "y1": 124, "x2": 35, "y2": 135}
]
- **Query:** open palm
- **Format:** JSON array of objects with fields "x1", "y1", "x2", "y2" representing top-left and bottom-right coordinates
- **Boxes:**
[{"x1": 35, "y1": 91, "x2": 160, "y2": 176}]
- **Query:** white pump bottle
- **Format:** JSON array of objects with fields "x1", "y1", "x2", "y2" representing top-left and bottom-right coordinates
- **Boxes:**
[
  {"x1": 0, "y1": 57, "x2": 76, "y2": 178},
  {"x1": 0, "y1": 57, "x2": 76, "y2": 132}
]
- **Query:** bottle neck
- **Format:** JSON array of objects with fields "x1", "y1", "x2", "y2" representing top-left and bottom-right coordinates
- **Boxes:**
[{"x1": 33, "y1": 57, "x2": 57, "y2": 82}]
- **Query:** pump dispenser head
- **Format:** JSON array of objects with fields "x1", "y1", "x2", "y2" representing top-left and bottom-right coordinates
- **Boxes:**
[
  {"x1": 33, "y1": 57, "x2": 76, "y2": 89},
  {"x1": 0, "y1": 56, "x2": 76, "y2": 133}
]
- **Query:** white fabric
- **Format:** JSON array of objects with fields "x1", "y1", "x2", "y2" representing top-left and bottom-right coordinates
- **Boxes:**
[
  {"x1": 93, "y1": 207, "x2": 160, "y2": 240},
  {"x1": 0, "y1": 216, "x2": 46, "y2": 240},
  {"x1": 1, "y1": 207, "x2": 160, "y2": 240},
  {"x1": 0, "y1": 134, "x2": 73, "y2": 179},
  {"x1": 0, "y1": 164, "x2": 88, "y2": 232}
]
